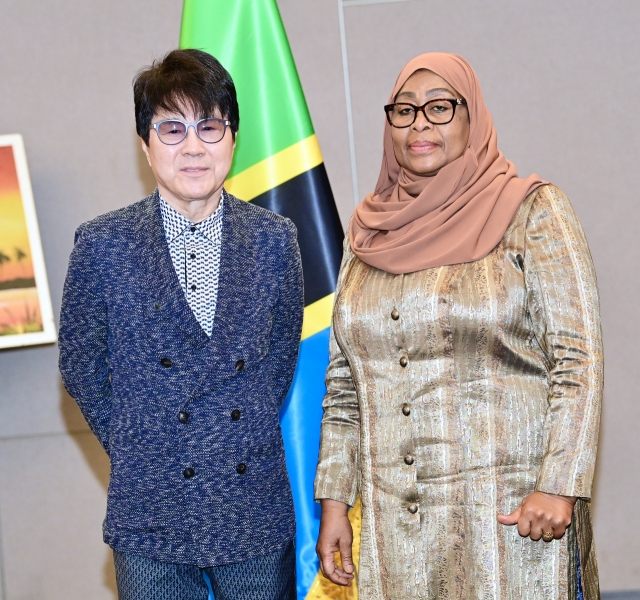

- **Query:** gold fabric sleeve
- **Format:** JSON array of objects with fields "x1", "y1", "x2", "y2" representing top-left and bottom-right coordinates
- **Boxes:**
[
  {"x1": 526, "y1": 187, "x2": 603, "y2": 497},
  {"x1": 314, "y1": 237, "x2": 360, "y2": 506}
]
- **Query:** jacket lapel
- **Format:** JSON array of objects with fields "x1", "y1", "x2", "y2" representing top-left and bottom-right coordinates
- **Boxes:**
[
  {"x1": 184, "y1": 192, "x2": 261, "y2": 402},
  {"x1": 136, "y1": 190, "x2": 210, "y2": 347},
  {"x1": 207, "y1": 192, "x2": 257, "y2": 360}
]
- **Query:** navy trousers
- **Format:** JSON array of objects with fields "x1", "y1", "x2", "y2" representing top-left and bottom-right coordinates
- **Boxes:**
[{"x1": 113, "y1": 541, "x2": 296, "y2": 600}]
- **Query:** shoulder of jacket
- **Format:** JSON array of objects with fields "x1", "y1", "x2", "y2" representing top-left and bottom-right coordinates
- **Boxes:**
[
  {"x1": 224, "y1": 191, "x2": 296, "y2": 235},
  {"x1": 527, "y1": 184, "x2": 574, "y2": 219},
  {"x1": 507, "y1": 184, "x2": 564, "y2": 234},
  {"x1": 76, "y1": 196, "x2": 152, "y2": 240}
]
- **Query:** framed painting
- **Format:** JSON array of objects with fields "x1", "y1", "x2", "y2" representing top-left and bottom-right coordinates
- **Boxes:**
[{"x1": 0, "y1": 134, "x2": 56, "y2": 349}]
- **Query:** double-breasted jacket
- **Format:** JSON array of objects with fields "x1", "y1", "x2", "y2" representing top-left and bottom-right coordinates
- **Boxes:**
[{"x1": 59, "y1": 190, "x2": 303, "y2": 567}]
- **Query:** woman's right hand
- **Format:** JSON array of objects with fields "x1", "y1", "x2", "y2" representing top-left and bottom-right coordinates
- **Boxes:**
[{"x1": 316, "y1": 499, "x2": 355, "y2": 586}]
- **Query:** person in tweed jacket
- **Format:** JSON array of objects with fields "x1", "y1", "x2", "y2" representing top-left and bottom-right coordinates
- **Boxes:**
[{"x1": 59, "y1": 49, "x2": 303, "y2": 600}]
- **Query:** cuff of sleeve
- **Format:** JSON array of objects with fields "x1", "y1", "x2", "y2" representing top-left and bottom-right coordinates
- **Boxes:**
[
  {"x1": 314, "y1": 468, "x2": 358, "y2": 507},
  {"x1": 535, "y1": 454, "x2": 595, "y2": 499}
]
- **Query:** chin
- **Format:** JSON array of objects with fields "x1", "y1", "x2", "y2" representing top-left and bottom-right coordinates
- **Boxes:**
[
  {"x1": 407, "y1": 163, "x2": 441, "y2": 177},
  {"x1": 180, "y1": 185, "x2": 216, "y2": 200}
]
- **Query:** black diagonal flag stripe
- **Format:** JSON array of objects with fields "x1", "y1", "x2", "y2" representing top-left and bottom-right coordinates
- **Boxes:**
[{"x1": 251, "y1": 163, "x2": 344, "y2": 306}]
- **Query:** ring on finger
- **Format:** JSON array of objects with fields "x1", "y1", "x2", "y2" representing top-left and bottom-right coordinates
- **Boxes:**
[{"x1": 542, "y1": 531, "x2": 554, "y2": 542}]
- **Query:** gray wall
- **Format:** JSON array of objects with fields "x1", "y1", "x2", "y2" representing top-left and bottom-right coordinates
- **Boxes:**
[{"x1": 0, "y1": 0, "x2": 638, "y2": 597}]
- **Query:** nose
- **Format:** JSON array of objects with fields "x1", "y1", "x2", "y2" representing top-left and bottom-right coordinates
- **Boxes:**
[
  {"x1": 412, "y1": 108, "x2": 431, "y2": 131},
  {"x1": 181, "y1": 125, "x2": 205, "y2": 153}
]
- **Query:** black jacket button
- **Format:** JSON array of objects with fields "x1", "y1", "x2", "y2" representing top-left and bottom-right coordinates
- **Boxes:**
[
  {"x1": 231, "y1": 409, "x2": 241, "y2": 421},
  {"x1": 235, "y1": 359, "x2": 245, "y2": 372},
  {"x1": 236, "y1": 463, "x2": 247, "y2": 474},
  {"x1": 178, "y1": 411, "x2": 190, "y2": 424},
  {"x1": 183, "y1": 467, "x2": 195, "y2": 479},
  {"x1": 160, "y1": 357, "x2": 173, "y2": 368}
]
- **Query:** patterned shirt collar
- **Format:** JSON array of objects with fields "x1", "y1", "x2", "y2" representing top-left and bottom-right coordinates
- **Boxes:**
[{"x1": 159, "y1": 191, "x2": 225, "y2": 243}]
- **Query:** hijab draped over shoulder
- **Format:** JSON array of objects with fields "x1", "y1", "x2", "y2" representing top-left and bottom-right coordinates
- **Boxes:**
[{"x1": 349, "y1": 53, "x2": 546, "y2": 274}]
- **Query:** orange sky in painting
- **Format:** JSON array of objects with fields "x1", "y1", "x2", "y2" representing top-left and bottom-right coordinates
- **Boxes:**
[
  {"x1": 0, "y1": 146, "x2": 20, "y2": 196},
  {"x1": 0, "y1": 145, "x2": 34, "y2": 283}
]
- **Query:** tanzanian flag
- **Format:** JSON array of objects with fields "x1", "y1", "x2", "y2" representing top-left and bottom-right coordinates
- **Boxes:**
[{"x1": 180, "y1": 2, "x2": 357, "y2": 598}]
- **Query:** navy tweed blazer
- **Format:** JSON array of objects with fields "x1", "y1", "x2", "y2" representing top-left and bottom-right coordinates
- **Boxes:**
[{"x1": 59, "y1": 189, "x2": 304, "y2": 567}]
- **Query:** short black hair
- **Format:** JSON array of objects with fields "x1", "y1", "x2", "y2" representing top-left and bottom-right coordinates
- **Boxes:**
[{"x1": 134, "y1": 49, "x2": 239, "y2": 145}]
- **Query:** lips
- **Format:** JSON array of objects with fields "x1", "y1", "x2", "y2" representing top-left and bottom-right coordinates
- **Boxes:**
[
  {"x1": 408, "y1": 140, "x2": 439, "y2": 153},
  {"x1": 180, "y1": 166, "x2": 209, "y2": 174}
]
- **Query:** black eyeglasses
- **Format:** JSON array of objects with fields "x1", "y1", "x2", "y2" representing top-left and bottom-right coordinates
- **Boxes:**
[
  {"x1": 384, "y1": 98, "x2": 467, "y2": 128},
  {"x1": 151, "y1": 117, "x2": 231, "y2": 145}
]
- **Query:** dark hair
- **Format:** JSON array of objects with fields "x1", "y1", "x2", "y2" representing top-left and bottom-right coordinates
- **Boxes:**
[{"x1": 134, "y1": 49, "x2": 239, "y2": 145}]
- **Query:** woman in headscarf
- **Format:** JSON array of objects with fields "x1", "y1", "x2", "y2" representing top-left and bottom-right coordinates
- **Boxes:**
[{"x1": 314, "y1": 53, "x2": 601, "y2": 600}]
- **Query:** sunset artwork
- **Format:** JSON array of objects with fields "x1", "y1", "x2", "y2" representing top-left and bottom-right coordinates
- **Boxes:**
[{"x1": 0, "y1": 134, "x2": 56, "y2": 348}]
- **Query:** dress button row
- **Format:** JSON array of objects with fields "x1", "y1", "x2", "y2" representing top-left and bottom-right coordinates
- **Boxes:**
[
  {"x1": 399, "y1": 356, "x2": 408, "y2": 368},
  {"x1": 404, "y1": 454, "x2": 414, "y2": 465},
  {"x1": 402, "y1": 403, "x2": 411, "y2": 416},
  {"x1": 391, "y1": 308, "x2": 400, "y2": 320}
]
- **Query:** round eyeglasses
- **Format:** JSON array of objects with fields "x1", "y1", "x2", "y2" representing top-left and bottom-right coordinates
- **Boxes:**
[
  {"x1": 384, "y1": 98, "x2": 467, "y2": 128},
  {"x1": 151, "y1": 117, "x2": 231, "y2": 145}
]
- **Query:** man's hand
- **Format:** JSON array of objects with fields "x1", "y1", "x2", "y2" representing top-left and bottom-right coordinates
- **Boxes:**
[
  {"x1": 316, "y1": 499, "x2": 355, "y2": 586},
  {"x1": 497, "y1": 491, "x2": 577, "y2": 541}
]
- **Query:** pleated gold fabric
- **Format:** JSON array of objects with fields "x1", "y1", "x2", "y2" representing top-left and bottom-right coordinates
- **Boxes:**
[{"x1": 315, "y1": 185, "x2": 602, "y2": 600}]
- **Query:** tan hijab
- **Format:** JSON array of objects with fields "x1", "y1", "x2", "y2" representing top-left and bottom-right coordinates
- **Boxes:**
[{"x1": 349, "y1": 53, "x2": 546, "y2": 274}]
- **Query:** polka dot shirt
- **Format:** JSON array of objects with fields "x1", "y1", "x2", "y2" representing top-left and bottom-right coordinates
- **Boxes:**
[{"x1": 159, "y1": 192, "x2": 224, "y2": 336}]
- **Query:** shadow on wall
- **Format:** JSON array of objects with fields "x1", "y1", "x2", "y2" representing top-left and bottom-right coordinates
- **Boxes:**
[{"x1": 59, "y1": 379, "x2": 118, "y2": 598}]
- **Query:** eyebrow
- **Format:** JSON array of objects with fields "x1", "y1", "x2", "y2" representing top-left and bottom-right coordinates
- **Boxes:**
[{"x1": 396, "y1": 87, "x2": 457, "y2": 100}]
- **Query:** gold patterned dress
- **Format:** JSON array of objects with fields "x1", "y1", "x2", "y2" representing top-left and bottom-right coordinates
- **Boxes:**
[{"x1": 315, "y1": 186, "x2": 602, "y2": 600}]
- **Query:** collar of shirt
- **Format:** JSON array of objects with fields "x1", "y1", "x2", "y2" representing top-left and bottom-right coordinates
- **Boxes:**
[{"x1": 159, "y1": 191, "x2": 225, "y2": 244}]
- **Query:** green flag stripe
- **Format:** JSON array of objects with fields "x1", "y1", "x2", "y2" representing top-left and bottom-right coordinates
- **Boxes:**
[{"x1": 180, "y1": 0, "x2": 314, "y2": 177}]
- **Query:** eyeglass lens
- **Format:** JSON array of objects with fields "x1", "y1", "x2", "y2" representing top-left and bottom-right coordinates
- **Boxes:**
[
  {"x1": 388, "y1": 100, "x2": 457, "y2": 127},
  {"x1": 156, "y1": 119, "x2": 227, "y2": 144}
]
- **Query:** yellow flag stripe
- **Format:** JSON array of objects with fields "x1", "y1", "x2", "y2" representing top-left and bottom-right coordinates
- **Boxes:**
[
  {"x1": 225, "y1": 134, "x2": 323, "y2": 201},
  {"x1": 302, "y1": 293, "x2": 334, "y2": 341}
]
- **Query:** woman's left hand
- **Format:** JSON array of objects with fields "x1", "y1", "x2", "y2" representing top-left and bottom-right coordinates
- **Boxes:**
[{"x1": 497, "y1": 491, "x2": 577, "y2": 541}]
